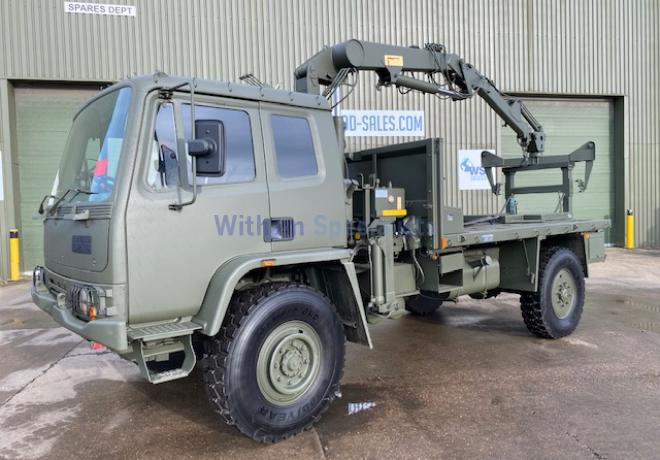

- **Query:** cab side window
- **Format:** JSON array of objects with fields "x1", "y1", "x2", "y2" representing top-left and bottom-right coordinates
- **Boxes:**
[
  {"x1": 271, "y1": 115, "x2": 318, "y2": 178},
  {"x1": 147, "y1": 103, "x2": 178, "y2": 190},
  {"x1": 182, "y1": 104, "x2": 256, "y2": 185}
]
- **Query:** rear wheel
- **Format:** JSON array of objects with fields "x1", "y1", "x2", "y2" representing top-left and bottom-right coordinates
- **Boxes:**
[
  {"x1": 405, "y1": 291, "x2": 444, "y2": 316},
  {"x1": 520, "y1": 247, "x2": 585, "y2": 338},
  {"x1": 201, "y1": 282, "x2": 345, "y2": 443}
]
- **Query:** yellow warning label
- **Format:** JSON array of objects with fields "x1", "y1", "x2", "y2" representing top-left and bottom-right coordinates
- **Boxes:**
[
  {"x1": 382, "y1": 208, "x2": 407, "y2": 217},
  {"x1": 384, "y1": 55, "x2": 404, "y2": 67}
]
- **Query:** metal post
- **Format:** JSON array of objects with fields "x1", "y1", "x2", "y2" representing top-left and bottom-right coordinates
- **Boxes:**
[
  {"x1": 370, "y1": 237, "x2": 384, "y2": 306},
  {"x1": 561, "y1": 166, "x2": 572, "y2": 214},
  {"x1": 505, "y1": 170, "x2": 516, "y2": 214},
  {"x1": 625, "y1": 209, "x2": 635, "y2": 249},
  {"x1": 9, "y1": 229, "x2": 20, "y2": 281}
]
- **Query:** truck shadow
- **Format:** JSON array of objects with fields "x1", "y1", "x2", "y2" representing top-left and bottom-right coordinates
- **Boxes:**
[
  {"x1": 404, "y1": 303, "x2": 531, "y2": 338},
  {"x1": 130, "y1": 368, "x2": 245, "y2": 439}
]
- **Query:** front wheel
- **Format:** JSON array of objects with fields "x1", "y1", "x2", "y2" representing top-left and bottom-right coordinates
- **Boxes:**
[
  {"x1": 201, "y1": 283, "x2": 345, "y2": 443},
  {"x1": 520, "y1": 247, "x2": 586, "y2": 339}
]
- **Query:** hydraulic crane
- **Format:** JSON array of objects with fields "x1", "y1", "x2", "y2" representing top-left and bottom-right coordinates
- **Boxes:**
[
  {"x1": 295, "y1": 39, "x2": 595, "y2": 215},
  {"x1": 295, "y1": 39, "x2": 545, "y2": 156}
]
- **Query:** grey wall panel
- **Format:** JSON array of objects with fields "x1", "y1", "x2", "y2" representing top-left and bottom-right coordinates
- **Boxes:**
[
  {"x1": 0, "y1": 81, "x2": 6, "y2": 282},
  {"x1": 0, "y1": 0, "x2": 658, "y2": 246}
]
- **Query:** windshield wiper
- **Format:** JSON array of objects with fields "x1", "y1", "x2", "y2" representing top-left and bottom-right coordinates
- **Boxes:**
[
  {"x1": 40, "y1": 190, "x2": 72, "y2": 216},
  {"x1": 44, "y1": 188, "x2": 98, "y2": 216},
  {"x1": 71, "y1": 188, "x2": 99, "y2": 200}
]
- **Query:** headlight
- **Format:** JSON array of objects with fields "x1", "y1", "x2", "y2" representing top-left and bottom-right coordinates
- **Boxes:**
[{"x1": 71, "y1": 286, "x2": 104, "y2": 321}]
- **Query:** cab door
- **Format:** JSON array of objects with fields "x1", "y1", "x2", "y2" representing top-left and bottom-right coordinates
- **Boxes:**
[
  {"x1": 126, "y1": 93, "x2": 270, "y2": 324},
  {"x1": 259, "y1": 104, "x2": 345, "y2": 252}
]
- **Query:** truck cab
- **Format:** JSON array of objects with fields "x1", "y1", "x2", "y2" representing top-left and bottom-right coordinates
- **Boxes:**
[{"x1": 32, "y1": 75, "x2": 351, "y2": 356}]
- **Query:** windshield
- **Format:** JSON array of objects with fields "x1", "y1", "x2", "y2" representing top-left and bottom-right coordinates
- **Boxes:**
[{"x1": 53, "y1": 87, "x2": 132, "y2": 203}]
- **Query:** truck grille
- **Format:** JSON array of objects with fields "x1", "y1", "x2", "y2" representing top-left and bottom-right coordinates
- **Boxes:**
[
  {"x1": 67, "y1": 285, "x2": 83, "y2": 317},
  {"x1": 55, "y1": 203, "x2": 113, "y2": 219}
]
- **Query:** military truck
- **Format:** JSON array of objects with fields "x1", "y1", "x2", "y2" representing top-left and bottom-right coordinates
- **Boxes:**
[{"x1": 32, "y1": 40, "x2": 608, "y2": 442}]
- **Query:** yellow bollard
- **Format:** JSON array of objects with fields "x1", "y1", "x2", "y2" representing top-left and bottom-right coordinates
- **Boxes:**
[
  {"x1": 9, "y1": 229, "x2": 21, "y2": 281},
  {"x1": 625, "y1": 209, "x2": 635, "y2": 249}
]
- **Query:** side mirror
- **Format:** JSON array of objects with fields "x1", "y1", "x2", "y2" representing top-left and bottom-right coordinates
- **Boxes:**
[{"x1": 188, "y1": 119, "x2": 225, "y2": 176}]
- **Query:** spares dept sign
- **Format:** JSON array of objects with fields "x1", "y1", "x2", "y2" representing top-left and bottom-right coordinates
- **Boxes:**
[
  {"x1": 340, "y1": 110, "x2": 425, "y2": 137},
  {"x1": 64, "y1": 2, "x2": 136, "y2": 16}
]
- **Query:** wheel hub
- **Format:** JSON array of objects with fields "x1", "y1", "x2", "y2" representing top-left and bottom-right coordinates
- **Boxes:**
[
  {"x1": 551, "y1": 268, "x2": 577, "y2": 319},
  {"x1": 257, "y1": 321, "x2": 322, "y2": 406}
]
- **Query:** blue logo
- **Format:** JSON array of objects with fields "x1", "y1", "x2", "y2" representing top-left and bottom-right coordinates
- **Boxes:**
[{"x1": 460, "y1": 158, "x2": 486, "y2": 177}]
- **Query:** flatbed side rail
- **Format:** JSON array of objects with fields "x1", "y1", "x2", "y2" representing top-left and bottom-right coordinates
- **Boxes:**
[{"x1": 442, "y1": 219, "x2": 609, "y2": 250}]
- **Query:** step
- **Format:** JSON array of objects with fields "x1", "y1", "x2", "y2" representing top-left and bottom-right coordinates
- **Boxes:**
[
  {"x1": 127, "y1": 321, "x2": 201, "y2": 341},
  {"x1": 131, "y1": 334, "x2": 197, "y2": 384}
]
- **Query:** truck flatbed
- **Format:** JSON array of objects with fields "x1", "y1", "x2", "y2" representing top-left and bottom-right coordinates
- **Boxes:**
[{"x1": 445, "y1": 219, "x2": 610, "y2": 248}]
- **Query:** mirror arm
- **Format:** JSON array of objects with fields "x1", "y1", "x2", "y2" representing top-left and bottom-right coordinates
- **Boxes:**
[
  {"x1": 169, "y1": 155, "x2": 198, "y2": 211},
  {"x1": 169, "y1": 78, "x2": 198, "y2": 211},
  {"x1": 187, "y1": 139, "x2": 215, "y2": 156}
]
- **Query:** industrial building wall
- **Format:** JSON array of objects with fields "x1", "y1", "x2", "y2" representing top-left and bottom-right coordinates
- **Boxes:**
[
  {"x1": 0, "y1": 83, "x2": 7, "y2": 282},
  {"x1": 0, "y1": 0, "x2": 658, "y2": 250}
]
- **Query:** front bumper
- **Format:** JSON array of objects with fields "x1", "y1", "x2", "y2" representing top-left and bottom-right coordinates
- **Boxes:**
[{"x1": 31, "y1": 284, "x2": 129, "y2": 352}]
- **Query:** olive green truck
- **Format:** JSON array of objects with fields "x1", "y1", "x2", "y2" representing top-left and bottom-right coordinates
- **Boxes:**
[{"x1": 31, "y1": 40, "x2": 608, "y2": 442}]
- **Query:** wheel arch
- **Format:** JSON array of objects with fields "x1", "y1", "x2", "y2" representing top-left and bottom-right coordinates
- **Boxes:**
[
  {"x1": 541, "y1": 234, "x2": 589, "y2": 277},
  {"x1": 194, "y1": 248, "x2": 372, "y2": 348},
  {"x1": 305, "y1": 260, "x2": 372, "y2": 348},
  {"x1": 499, "y1": 234, "x2": 589, "y2": 294}
]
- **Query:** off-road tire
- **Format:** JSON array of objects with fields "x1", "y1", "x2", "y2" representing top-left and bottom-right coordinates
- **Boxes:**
[
  {"x1": 201, "y1": 282, "x2": 345, "y2": 443},
  {"x1": 405, "y1": 291, "x2": 444, "y2": 316},
  {"x1": 520, "y1": 247, "x2": 585, "y2": 339}
]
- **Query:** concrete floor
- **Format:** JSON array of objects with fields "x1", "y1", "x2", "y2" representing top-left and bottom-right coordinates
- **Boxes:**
[{"x1": 1, "y1": 248, "x2": 660, "y2": 459}]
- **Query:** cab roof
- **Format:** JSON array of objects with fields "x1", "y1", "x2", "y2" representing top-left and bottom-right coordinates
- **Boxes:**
[{"x1": 124, "y1": 73, "x2": 331, "y2": 111}]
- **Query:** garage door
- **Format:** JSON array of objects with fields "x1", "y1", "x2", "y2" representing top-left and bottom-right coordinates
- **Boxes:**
[
  {"x1": 15, "y1": 85, "x2": 99, "y2": 271},
  {"x1": 500, "y1": 98, "x2": 615, "y2": 243}
]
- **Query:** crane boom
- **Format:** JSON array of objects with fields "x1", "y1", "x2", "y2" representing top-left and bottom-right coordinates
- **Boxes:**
[{"x1": 295, "y1": 39, "x2": 545, "y2": 156}]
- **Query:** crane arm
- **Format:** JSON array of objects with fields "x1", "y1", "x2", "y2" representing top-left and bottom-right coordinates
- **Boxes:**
[{"x1": 295, "y1": 39, "x2": 545, "y2": 156}]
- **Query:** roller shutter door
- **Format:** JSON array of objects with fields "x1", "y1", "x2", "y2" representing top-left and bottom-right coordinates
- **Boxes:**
[
  {"x1": 14, "y1": 85, "x2": 99, "y2": 270},
  {"x1": 501, "y1": 98, "x2": 615, "y2": 243}
]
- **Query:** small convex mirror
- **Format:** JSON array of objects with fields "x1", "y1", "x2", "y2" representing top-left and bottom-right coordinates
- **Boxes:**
[{"x1": 187, "y1": 119, "x2": 225, "y2": 176}]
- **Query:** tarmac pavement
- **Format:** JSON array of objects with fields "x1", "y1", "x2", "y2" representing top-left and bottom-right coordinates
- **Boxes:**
[{"x1": 1, "y1": 248, "x2": 660, "y2": 459}]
